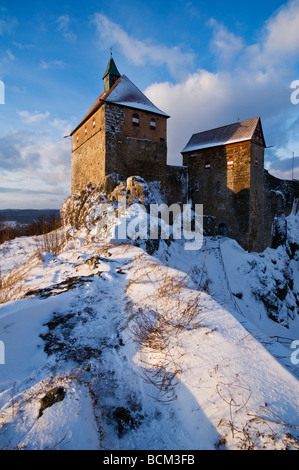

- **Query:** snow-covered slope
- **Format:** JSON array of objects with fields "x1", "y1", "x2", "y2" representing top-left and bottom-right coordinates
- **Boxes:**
[{"x1": 0, "y1": 189, "x2": 298, "y2": 450}]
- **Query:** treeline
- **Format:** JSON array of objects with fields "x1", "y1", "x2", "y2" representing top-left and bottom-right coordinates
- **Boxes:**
[{"x1": 0, "y1": 214, "x2": 61, "y2": 245}]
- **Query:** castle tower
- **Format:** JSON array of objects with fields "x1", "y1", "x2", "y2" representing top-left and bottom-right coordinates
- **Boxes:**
[
  {"x1": 70, "y1": 56, "x2": 169, "y2": 194},
  {"x1": 181, "y1": 117, "x2": 266, "y2": 251},
  {"x1": 102, "y1": 52, "x2": 121, "y2": 92}
]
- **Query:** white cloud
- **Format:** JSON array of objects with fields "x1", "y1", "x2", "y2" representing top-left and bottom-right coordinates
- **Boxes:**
[
  {"x1": 50, "y1": 118, "x2": 73, "y2": 137},
  {"x1": 145, "y1": 71, "x2": 234, "y2": 165},
  {"x1": 39, "y1": 59, "x2": 67, "y2": 70},
  {"x1": 18, "y1": 110, "x2": 50, "y2": 125},
  {"x1": 92, "y1": 13, "x2": 194, "y2": 79},
  {"x1": 56, "y1": 14, "x2": 77, "y2": 41},
  {"x1": 4, "y1": 49, "x2": 15, "y2": 62},
  {"x1": 209, "y1": 19, "x2": 244, "y2": 66},
  {"x1": 0, "y1": 129, "x2": 71, "y2": 208},
  {"x1": 262, "y1": 0, "x2": 299, "y2": 61},
  {"x1": 144, "y1": 0, "x2": 299, "y2": 179},
  {"x1": 0, "y1": 14, "x2": 18, "y2": 35},
  {"x1": 245, "y1": 0, "x2": 299, "y2": 72}
]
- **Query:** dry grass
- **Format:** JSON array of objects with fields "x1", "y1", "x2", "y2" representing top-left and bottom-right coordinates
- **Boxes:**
[
  {"x1": 36, "y1": 228, "x2": 66, "y2": 256},
  {"x1": 0, "y1": 252, "x2": 43, "y2": 304},
  {"x1": 126, "y1": 262, "x2": 203, "y2": 401}
]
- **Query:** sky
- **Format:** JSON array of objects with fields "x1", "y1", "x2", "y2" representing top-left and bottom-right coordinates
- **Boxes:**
[{"x1": 0, "y1": 0, "x2": 299, "y2": 209}]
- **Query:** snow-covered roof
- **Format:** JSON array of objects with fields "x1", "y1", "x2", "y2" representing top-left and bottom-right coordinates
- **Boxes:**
[
  {"x1": 181, "y1": 117, "x2": 265, "y2": 153},
  {"x1": 105, "y1": 75, "x2": 169, "y2": 117},
  {"x1": 70, "y1": 75, "x2": 169, "y2": 136}
]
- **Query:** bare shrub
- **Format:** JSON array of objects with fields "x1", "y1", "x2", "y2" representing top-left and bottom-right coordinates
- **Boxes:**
[
  {"x1": 0, "y1": 214, "x2": 61, "y2": 245},
  {"x1": 127, "y1": 264, "x2": 203, "y2": 401},
  {"x1": 0, "y1": 253, "x2": 42, "y2": 304},
  {"x1": 37, "y1": 228, "x2": 66, "y2": 255}
]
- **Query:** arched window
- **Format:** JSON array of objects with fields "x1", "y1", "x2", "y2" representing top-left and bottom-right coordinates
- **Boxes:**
[
  {"x1": 150, "y1": 118, "x2": 156, "y2": 130},
  {"x1": 132, "y1": 113, "x2": 140, "y2": 127}
]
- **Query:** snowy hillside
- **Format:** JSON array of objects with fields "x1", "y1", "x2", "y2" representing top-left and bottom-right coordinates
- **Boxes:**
[{"x1": 0, "y1": 185, "x2": 298, "y2": 450}]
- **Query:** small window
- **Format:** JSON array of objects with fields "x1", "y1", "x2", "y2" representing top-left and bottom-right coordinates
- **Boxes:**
[
  {"x1": 160, "y1": 137, "x2": 165, "y2": 142},
  {"x1": 195, "y1": 181, "x2": 199, "y2": 191},
  {"x1": 132, "y1": 113, "x2": 140, "y2": 127},
  {"x1": 216, "y1": 181, "x2": 221, "y2": 194},
  {"x1": 150, "y1": 118, "x2": 156, "y2": 130},
  {"x1": 218, "y1": 223, "x2": 228, "y2": 237},
  {"x1": 76, "y1": 135, "x2": 79, "y2": 142},
  {"x1": 227, "y1": 159, "x2": 234, "y2": 168},
  {"x1": 85, "y1": 126, "x2": 87, "y2": 135},
  {"x1": 205, "y1": 162, "x2": 211, "y2": 169},
  {"x1": 93, "y1": 119, "x2": 96, "y2": 128},
  {"x1": 254, "y1": 158, "x2": 258, "y2": 167}
]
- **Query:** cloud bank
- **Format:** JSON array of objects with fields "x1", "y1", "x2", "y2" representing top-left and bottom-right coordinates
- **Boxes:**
[
  {"x1": 92, "y1": 13, "x2": 194, "y2": 80},
  {"x1": 0, "y1": 111, "x2": 71, "y2": 209},
  {"x1": 141, "y1": 0, "x2": 299, "y2": 179}
]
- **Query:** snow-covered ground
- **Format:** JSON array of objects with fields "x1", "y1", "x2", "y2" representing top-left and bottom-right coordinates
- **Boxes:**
[{"x1": 0, "y1": 214, "x2": 298, "y2": 450}]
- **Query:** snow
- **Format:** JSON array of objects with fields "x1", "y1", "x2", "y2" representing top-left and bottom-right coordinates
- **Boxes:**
[
  {"x1": 106, "y1": 75, "x2": 169, "y2": 117},
  {"x1": 0, "y1": 208, "x2": 298, "y2": 450},
  {"x1": 181, "y1": 137, "x2": 251, "y2": 153}
]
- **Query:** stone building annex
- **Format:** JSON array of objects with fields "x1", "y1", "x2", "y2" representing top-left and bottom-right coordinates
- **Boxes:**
[{"x1": 68, "y1": 55, "x2": 299, "y2": 252}]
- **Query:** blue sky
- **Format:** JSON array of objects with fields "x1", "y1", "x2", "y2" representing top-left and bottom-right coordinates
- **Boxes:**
[{"x1": 0, "y1": 0, "x2": 299, "y2": 209}]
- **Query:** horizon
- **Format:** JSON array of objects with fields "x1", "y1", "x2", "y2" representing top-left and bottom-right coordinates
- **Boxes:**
[{"x1": 1, "y1": 0, "x2": 299, "y2": 209}]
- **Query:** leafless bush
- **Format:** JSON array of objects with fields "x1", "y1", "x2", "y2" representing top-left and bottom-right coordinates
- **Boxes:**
[
  {"x1": 0, "y1": 253, "x2": 42, "y2": 304},
  {"x1": 127, "y1": 264, "x2": 203, "y2": 401},
  {"x1": 36, "y1": 228, "x2": 66, "y2": 255},
  {"x1": 0, "y1": 214, "x2": 61, "y2": 245},
  {"x1": 216, "y1": 381, "x2": 299, "y2": 450}
]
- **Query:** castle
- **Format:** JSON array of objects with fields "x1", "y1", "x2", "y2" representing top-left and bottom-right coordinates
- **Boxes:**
[{"x1": 69, "y1": 55, "x2": 299, "y2": 252}]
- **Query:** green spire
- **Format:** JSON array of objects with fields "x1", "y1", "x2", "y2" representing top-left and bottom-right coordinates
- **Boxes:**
[{"x1": 102, "y1": 52, "x2": 121, "y2": 92}]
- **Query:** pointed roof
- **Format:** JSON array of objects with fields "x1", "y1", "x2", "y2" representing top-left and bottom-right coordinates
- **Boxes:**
[
  {"x1": 70, "y1": 75, "x2": 169, "y2": 136},
  {"x1": 181, "y1": 117, "x2": 266, "y2": 153},
  {"x1": 104, "y1": 75, "x2": 169, "y2": 117},
  {"x1": 102, "y1": 55, "x2": 121, "y2": 79}
]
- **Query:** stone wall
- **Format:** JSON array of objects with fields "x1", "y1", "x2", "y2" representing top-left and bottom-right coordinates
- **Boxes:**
[
  {"x1": 105, "y1": 103, "x2": 167, "y2": 183},
  {"x1": 182, "y1": 141, "x2": 254, "y2": 250},
  {"x1": 71, "y1": 105, "x2": 106, "y2": 194},
  {"x1": 164, "y1": 165, "x2": 188, "y2": 205},
  {"x1": 71, "y1": 103, "x2": 168, "y2": 194},
  {"x1": 249, "y1": 143, "x2": 265, "y2": 252},
  {"x1": 263, "y1": 170, "x2": 299, "y2": 248}
]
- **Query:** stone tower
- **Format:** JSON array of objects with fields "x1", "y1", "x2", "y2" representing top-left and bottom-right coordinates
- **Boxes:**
[
  {"x1": 181, "y1": 117, "x2": 266, "y2": 252},
  {"x1": 70, "y1": 55, "x2": 170, "y2": 194}
]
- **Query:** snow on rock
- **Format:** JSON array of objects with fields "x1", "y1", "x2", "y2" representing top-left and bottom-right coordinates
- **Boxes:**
[{"x1": 0, "y1": 189, "x2": 298, "y2": 450}]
